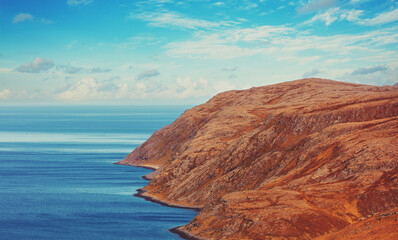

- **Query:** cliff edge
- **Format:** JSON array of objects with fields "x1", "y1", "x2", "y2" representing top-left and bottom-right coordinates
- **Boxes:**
[{"x1": 118, "y1": 78, "x2": 398, "y2": 239}]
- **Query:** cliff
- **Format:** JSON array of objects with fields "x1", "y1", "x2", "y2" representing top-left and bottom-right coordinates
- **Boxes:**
[{"x1": 118, "y1": 78, "x2": 398, "y2": 239}]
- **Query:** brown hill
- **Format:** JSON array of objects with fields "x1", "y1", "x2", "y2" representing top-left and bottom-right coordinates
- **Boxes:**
[{"x1": 118, "y1": 78, "x2": 398, "y2": 239}]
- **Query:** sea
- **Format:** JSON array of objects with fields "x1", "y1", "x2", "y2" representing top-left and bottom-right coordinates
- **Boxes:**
[{"x1": 0, "y1": 106, "x2": 197, "y2": 240}]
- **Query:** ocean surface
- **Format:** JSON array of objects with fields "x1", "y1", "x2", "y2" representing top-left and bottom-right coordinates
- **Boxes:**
[{"x1": 0, "y1": 106, "x2": 197, "y2": 240}]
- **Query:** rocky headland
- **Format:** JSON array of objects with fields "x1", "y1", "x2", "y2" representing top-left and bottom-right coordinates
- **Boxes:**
[{"x1": 118, "y1": 78, "x2": 398, "y2": 239}]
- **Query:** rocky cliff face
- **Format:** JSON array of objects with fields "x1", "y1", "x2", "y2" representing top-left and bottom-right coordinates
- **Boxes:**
[{"x1": 118, "y1": 78, "x2": 398, "y2": 239}]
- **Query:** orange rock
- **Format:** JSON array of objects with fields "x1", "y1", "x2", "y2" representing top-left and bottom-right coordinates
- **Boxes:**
[
  {"x1": 118, "y1": 78, "x2": 398, "y2": 239},
  {"x1": 317, "y1": 207, "x2": 398, "y2": 240}
]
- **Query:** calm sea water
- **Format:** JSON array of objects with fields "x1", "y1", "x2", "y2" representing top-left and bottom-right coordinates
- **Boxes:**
[{"x1": 0, "y1": 106, "x2": 197, "y2": 240}]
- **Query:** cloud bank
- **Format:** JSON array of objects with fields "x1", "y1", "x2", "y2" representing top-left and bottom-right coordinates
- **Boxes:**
[
  {"x1": 351, "y1": 65, "x2": 388, "y2": 75},
  {"x1": 16, "y1": 58, "x2": 54, "y2": 73}
]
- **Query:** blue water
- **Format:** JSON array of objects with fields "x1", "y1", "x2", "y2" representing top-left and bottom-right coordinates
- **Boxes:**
[{"x1": 0, "y1": 106, "x2": 196, "y2": 240}]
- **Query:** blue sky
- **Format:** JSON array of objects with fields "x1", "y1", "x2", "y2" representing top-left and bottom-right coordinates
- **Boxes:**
[{"x1": 0, "y1": 0, "x2": 398, "y2": 104}]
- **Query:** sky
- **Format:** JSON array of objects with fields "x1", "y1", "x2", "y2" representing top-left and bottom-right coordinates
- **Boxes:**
[{"x1": 0, "y1": 0, "x2": 398, "y2": 105}]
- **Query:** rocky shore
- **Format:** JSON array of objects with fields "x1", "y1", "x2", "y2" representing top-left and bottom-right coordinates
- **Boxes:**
[{"x1": 119, "y1": 78, "x2": 398, "y2": 239}]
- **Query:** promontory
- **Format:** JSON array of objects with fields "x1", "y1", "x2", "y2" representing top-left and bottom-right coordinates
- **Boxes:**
[{"x1": 118, "y1": 78, "x2": 398, "y2": 240}]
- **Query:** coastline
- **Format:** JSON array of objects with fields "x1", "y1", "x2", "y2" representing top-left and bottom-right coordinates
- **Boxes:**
[
  {"x1": 169, "y1": 227, "x2": 209, "y2": 240},
  {"x1": 113, "y1": 162, "x2": 160, "y2": 171},
  {"x1": 133, "y1": 188, "x2": 202, "y2": 211},
  {"x1": 120, "y1": 162, "x2": 207, "y2": 240},
  {"x1": 112, "y1": 80, "x2": 398, "y2": 240},
  {"x1": 117, "y1": 161, "x2": 201, "y2": 209},
  {"x1": 113, "y1": 162, "x2": 160, "y2": 180}
]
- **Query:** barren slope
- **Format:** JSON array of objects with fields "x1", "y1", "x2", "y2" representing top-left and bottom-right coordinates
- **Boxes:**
[
  {"x1": 118, "y1": 78, "x2": 398, "y2": 239},
  {"x1": 316, "y1": 207, "x2": 398, "y2": 240}
]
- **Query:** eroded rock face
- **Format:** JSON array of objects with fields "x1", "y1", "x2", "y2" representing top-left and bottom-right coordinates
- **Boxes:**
[{"x1": 118, "y1": 78, "x2": 398, "y2": 239}]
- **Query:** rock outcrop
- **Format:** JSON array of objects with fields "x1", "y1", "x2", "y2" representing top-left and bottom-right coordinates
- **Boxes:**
[{"x1": 118, "y1": 78, "x2": 398, "y2": 239}]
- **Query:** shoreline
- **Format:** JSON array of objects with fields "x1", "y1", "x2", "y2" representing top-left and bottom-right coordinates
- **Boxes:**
[
  {"x1": 117, "y1": 161, "x2": 206, "y2": 239},
  {"x1": 133, "y1": 188, "x2": 202, "y2": 211},
  {"x1": 113, "y1": 162, "x2": 160, "y2": 171},
  {"x1": 114, "y1": 162, "x2": 159, "y2": 180},
  {"x1": 169, "y1": 226, "x2": 208, "y2": 240}
]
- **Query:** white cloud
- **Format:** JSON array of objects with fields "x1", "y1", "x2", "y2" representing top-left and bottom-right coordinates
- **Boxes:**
[
  {"x1": 130, "y1": 11, "x2": 239, "y2": 29},
  {"x1": 52, "y1": 75, "x2": 234, "y2": 102},
  {"x1": 166, "y1": 38, "x2": 263, "y2": 59},
  {"x1": 0, "y1": 89, "x2": 11, "y2": 99},
  {"x1": 304, "y1": 7, "x2": 397, "y2": 26},
  {"x1": 163, "y1": 23, "x2": 398, "y2": 75},
  {"x1": 213, "y1": 2, "x2": 225, "y2": 6},
  {"x1": 340, "y1": 9, "x2": 363, "y2": 22},
  {"x1": 16, "y1": 58, "x2": 54, "y2": 73},
  {"x1": 276, "y1": 55, "x2": 321, "y2": 64},
  {"x1": 55, "y1": 77, "x2": 127, "y2": 101},
  {"x1": 213, "y1": 81, "x2": 235, "y2": 93},
  {"x1": 271, "y1": 33, "x2": 368, "y2": 55},
  {"x1": 0, "y1": 89, "x2": 39, "y2": 101},
  {"x1": 165, "y1": 25, "x2": 292, "y2": 59},
  {"x1": 361, "y1": 8, "x2": 398, "y2": 25},
  {"x1": 146, "y1": 77, "x2": 235, "y2": 99},
  {"x1": 297, "y1": 0, "x2": 338, "y2": 14},
  {"x1": 324, "y1": 58, "x2": 351, "y2": 64},
  {"x1": 303, "y1": 8, "x2": 363, "y2": 26},
  {"x1": 67, "y1": 0, "x2": 94, "y2": 6},
  {"x1": 225, "y1": 25, "x2": 292, "y2": 42},
  {"x1": 0, "y1": 68, "x2": 12, "y2": 73},
  {"x1": 303, "y1": 8, "x2": 340, "y2": 25},
  {"x1": 174, "y1": 77, "x2": 204, "y2": 98},
  {"x1": 369, "y1": 31, "x2": 398, "y2": 45},
  {"x1": 239, "y1": 3, "x2": 258, "y2": 10},
  {"x1": 12, "y1": 13, "x2": 33, "y2": 24}
]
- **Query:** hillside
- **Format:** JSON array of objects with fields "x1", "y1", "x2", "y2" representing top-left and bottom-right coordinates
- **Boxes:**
[{"x1": 118, "y1": 78, "x2": 398, "y2": 239}]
